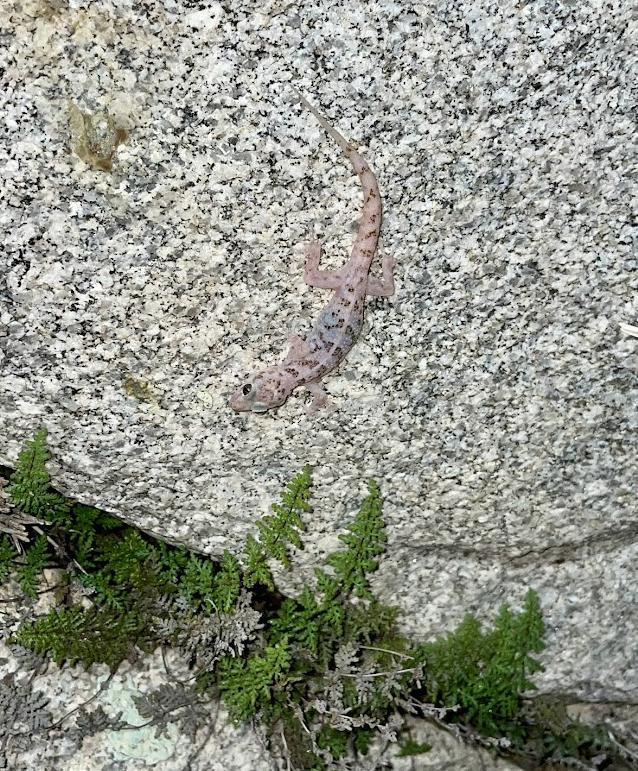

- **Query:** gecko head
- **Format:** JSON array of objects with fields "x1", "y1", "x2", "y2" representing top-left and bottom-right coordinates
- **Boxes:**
[{"x1": 229, "y1": 370, "x2": 291, "y2": 414}]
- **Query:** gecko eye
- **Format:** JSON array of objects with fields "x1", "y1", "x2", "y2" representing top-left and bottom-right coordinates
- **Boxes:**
[{"x1": 242, "y1": 383, "x2": 253, "y2": 395}]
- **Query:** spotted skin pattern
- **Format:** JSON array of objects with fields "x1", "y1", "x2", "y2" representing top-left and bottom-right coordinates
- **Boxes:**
[{"x1": 229, "y1": 92, "x2": 395, "y2": 414}]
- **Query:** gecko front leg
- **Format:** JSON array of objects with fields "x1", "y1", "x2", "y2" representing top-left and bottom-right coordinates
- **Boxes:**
[
  {"x1": 305, "y1": 380, "x2": 328, "y2": 413},
  {"x1": 304, "y1": 240, "x2": 343, "y2": 290},
  {"x1": 366, "y1": 256, "x2": 396, "y2": 297}
]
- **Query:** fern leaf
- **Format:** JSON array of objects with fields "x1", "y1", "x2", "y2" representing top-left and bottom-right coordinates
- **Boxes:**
[
  {"x1": 212, "y1": 551, "x2": 241, "y2": 613},
  {"x1": 256, "y1": 465, "x2": 312, "y2": 569},
  {"x1": 397, "y1": 738, "x2": 432, "y2": 756},
  {"x1": 100, "y1": 530, "x2": 152, "y2": 583},
  {"x1": 17, "y1": 534, "x2": 49, "y2": 598},
  {"x1": 0, "y1": 535, "x2": 16, "y2": 584},
  {"x1": 178, "y1": 554, "x2": 216, "y2": 609},
  {"x1": 14, "y1": 606, "x2": 143, "y2": 670},
  {"x1": 270, "y1": 587, "x2": 322, "y2": 655},
  {"x1": 317, "y1": 725, "x2": 349, "y2": 759},
  {"x1": 67, "y1": 503, "x2": 124, "y2": 567},
  {"x1": 326, "y1": 480, "x2": 386, "y2": 598},
  {"x1": 155, "y1": 541, "x2": 189, "y2": 584},
  {"x1": 414, "y1": 590, "x2": 545, "y2": 736},
  {"x1": 7, "y1": 429, "x2": 70, "y2": 525},
  {"x1": 242, "y1": 533, "x2": 274, "y2": 590},
  {"x1": 218, "y1": 639, "x2": 292, "y2": 723}
]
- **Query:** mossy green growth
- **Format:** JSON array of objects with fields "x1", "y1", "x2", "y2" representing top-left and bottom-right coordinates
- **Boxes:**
[
  {"x1": 3, "y1": 430, "x2": 630, "y2": 770},
  {"x1": 396, "y1": 737, "x2": 432, "y2": 756}
]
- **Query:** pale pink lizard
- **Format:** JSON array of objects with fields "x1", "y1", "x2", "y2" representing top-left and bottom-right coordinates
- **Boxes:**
[{"x1": 229, "y1": 92, "x2": 395, "y2": 413}]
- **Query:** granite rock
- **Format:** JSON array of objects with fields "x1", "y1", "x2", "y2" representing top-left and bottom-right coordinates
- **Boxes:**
[{"x1": 1, "y1": 0, "x2": 637, "y2": 728}]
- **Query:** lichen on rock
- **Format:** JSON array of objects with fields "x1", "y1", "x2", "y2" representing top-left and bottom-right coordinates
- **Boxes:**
[{"x1": 68, "y1": 103, "x2": 127, "y2": 172}]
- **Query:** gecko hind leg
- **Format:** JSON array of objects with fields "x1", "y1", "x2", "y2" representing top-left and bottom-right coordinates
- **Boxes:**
[
  {"x1": 367, "y1": 256, "x2": 396, "y2": 297},
  {"x1": 304, "y1": 240, "x2": 344, "y2": 290},
  {"x1": 305, "y1": 381, "x2": 328, "y2": 413}
]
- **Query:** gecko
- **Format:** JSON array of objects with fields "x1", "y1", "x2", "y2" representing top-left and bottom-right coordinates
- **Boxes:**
[{"x1": 229, "y1": 91, "x2": 395, "y2": 414}]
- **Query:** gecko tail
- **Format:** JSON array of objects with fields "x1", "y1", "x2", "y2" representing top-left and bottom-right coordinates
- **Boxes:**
[{"x1": 291, "y1": 87, "x2": 355, "y2": 157}]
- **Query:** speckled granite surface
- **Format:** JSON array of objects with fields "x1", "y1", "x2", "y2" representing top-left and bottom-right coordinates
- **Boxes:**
[{"x1": 1, "y1": 0, "x2": 637, "y2": 725}]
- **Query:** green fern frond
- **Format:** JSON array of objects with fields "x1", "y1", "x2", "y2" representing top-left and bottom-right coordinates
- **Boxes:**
[
  {"x1": 178, "y1": 554, "x2": 216, "y2": 609},
  {"x1": 269, "y1": 481, "x2": 390, "y2": 668},
  {"x1": 270, "y1": 586, "x2": 322, "y2": 655},
  {"x1": 78, "y1": 569, "x2": 126, "y2": 610},
  {"x1": 326, "y1": 480, "x2": 386, "y2": 598},
  {"x1": 66, "y1": 502, "x2": 125, "y2": 569},
  {"x1": 317, "y1": 725, "x2": 349, "y2": 759},
  {"x1": 17, "y1": 534, "x2": 49, "y2": 598},
  {"x1": 242, "y1": 533, "x2": 274, "y2": 590},
  {"x1": 475, "y1": 589, "x2": 545, "y2": 733},
  {"x1": 218, "y1": 638, "x2": 292, "y2": 723},
  {"x1": 414, "y1": 589, "x2": 545, "y2": 736},
  {"x1": 397, "y1": 738, "x2": 432, "y2": 756},
  {"x1": 155, "y1": 541, "x2": 189, "y2": 584},
  {"x1": 212, "y1": 550, "x2": 241, "y2": 613},
  {"x1": 256, "y1": 465, "x2": 312, "y2": 569},
  {"x1": 13, "y1": 605, "x2": 144, "y2": 670},
  {"x1": 7, "y1": 429, "x2": 70, "y2": 525},
  {"x1": 0, "y1": 535, "x2": 17, "y2": 584},
  {"x1": 242, "y1": 466, "x2": 312, "y2": 590},
  {"x1": 315, "y1": 568, "x2": 340, "y2": 601},
  {"x1": 345, "y1": 598, "x2": 398, "y2": 645},
  {"x1": 100, "y1": 530, "x2": 152, "y2": 582},
  {"x1": 77, "y1": 529, "x2": 157, "y2": 608},
  {"x1": 68, "y1": 503, "x2": 103, "y2": 567}
]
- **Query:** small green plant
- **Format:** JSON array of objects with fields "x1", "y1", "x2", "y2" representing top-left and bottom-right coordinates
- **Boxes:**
[
  {"x1": 6, "y1": 429, "x2": 69, "y2": 525},
  {"x1": 243, "y1": 464, "x2": 311, "y2": 589},
  {"x1": 413, "y1": 589, "x2": 545, "y2": 739},
  {"x1": 1, "y1": 430, "x2": 633, "y2": 771},
  {"x1": 218, "y1": 638, "x2": 292, "y2": 723},
  {"x1": 0, "y1": 535, "x2": 17, "y2": 583},
  {"x1": 17, "y1": 534, "x2": 49, "y2": 598},
  {"x1": 15, "y1": 606, "x2": 146, "y2": 670},
  {"x1": 323, "y1": 479, "x2": 386, "y2": 598}
]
